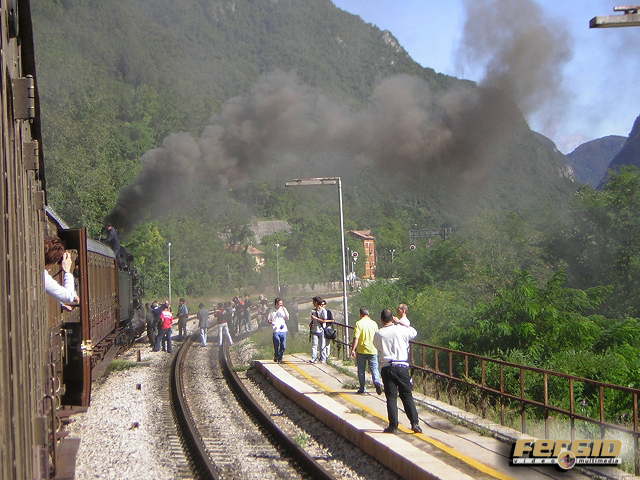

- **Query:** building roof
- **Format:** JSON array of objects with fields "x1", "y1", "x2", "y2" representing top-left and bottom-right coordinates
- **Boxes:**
[
  {"x1": 247, "y1": 245, "x2": 264, "y2": 256},
  {"x1": 349, "y1": 230, "x2": 375, "y2": 240}
]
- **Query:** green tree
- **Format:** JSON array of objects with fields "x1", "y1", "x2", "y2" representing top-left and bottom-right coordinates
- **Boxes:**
[
  {"x1": 125, "y1": 222, "x2": 168, "y2": 298},
  {"x1": 448, "y1": 270, "x2": 609, "y2": 363},
  {"x1": 551, "y1": 167, "x2": 640, "y2": 318}
]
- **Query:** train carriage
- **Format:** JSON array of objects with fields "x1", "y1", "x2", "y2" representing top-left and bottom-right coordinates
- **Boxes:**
[{"x1": 1, "y1": 2, "x2": 142, "y2": 477}]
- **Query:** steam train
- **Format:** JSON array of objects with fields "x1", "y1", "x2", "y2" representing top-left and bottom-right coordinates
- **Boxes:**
[{"x1": 0, "y1": 1, "x2": 142, "y2": 478}]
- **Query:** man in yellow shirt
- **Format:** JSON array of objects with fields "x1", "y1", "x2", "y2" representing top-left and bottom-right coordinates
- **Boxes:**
[{"x1": 350, "y1": 307, "x2": 382, "y2": 394}]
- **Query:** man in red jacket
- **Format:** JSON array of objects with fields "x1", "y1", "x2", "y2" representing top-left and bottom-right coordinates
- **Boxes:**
[{"x1": 155, "y1": 302, "x2": 174, "y2": 353}]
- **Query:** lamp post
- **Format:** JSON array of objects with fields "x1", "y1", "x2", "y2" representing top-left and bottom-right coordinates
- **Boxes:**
[
  {"x1": 286, "y1": 177, "x2": 350, "y2": 339},
  {"x1": 389, "y1": 248, "x2": 396, "y2": 263},
  {"x1": 275, "y1": 243, "x2": 280, "y2": 293},
  {"x1": 167, "y1": 242, "x2": 172, "y2": 306},
  {"x1": 590, "y1": 6, "x2": 640, "y2": 28}
]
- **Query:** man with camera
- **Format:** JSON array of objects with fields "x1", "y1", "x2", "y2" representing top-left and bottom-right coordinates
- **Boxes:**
[{"x1": 268, "y1": 297, "x2": 289, "y2": 363}]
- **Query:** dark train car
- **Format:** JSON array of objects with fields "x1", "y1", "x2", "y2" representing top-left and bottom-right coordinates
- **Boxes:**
[{"x1": 46, "y1": 207, "x2": 142, "y2": 407}]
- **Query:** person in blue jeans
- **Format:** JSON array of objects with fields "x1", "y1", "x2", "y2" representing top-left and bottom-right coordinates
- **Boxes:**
[
  {"x1": 268, "y1": 297, "x2": 289, "y2": 363},
  {"x1": 350, "y1": 307, "x2": 382, "y2": 394}
]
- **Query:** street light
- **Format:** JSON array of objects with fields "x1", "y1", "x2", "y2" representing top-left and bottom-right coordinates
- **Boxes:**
[
  {"x1": 590, "y1": 6, "x2": 640, "y2": 28},
  {"x1": 389, "y1": 248, "x2": 396, "y2": 263},
  {"x1": 275, "y1": 243, "x2": 280, "y2": 293},
  {"x1": 167, "y1": 242, "x2": 172, "y2": 306},
  {"x1": 286, "y1": 177, "x2": 350, "y2": 337}
]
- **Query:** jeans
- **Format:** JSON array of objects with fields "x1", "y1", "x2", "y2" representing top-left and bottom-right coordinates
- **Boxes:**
[
  {"x1": 310, "y1": 332, "x2": 327, "y2": 362},
  {"x1": 200, "y1": 328, "x2": 208, "y2": 346},
  {"x1": 244, "y1": 311, "x2": 252, "y2": 332},
  {"x1": 155, "y1": 328, "x2": 172, "y2": 353},
  {"x1": 218, "y1": 323, "x2": 233, "y2": 346},
  {"x1": 178, "y1": 316, "x2": 187, "y2": 340},
  {"x1": 380, "y1": 365, "x2": 419, "y2": 428},
  {"x1": 356, "y1": 352, "x2": 381, "y2": 390},
  {"x1": 273, "y1": 331, "x2": 286, "y2": 362}
]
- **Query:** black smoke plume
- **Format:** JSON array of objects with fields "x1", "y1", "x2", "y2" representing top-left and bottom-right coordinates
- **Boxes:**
[{"x1": 106, "y1": 0, "x2": 572, "y2": 232}]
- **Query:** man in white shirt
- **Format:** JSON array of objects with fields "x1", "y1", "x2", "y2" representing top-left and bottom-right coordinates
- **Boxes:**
[
  {"x1": 373, "y1": 308, "x2": 422, "y2": 434},
  {"x1": 268, "y1": 297, "x2": 289, "y2": 363},
  {"x1": 394, "y1": 303, "x2": 411, "y2": 326}
]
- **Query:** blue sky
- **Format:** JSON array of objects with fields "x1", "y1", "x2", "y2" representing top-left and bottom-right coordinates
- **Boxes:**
[{"x1": 332, "y1": 0, "x2": 640, "y2": 153}]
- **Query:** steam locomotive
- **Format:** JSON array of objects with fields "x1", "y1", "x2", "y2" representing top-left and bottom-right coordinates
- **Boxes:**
[{"x1": 0, "y1": 1, "x2": 142, "y2": 478}]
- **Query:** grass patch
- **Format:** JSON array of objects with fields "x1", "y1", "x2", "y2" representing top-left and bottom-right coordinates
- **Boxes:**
[
  {"x1": 107, "y1": 359, "x2": 139, "y2": 372},
  {"x1": 342, "y1": 381, "x2": 359, "y2": 390},
  {"x1": 350, "y1": 408, "x2": 367, "y2": 417},
  {"x1": 293, "y1": 433, "x2": 308, "y2": 448}
]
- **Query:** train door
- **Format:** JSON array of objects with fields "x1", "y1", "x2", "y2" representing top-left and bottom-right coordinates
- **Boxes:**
[{"x1": 57, "y1": 228, "x2": 92, "y2": 406}]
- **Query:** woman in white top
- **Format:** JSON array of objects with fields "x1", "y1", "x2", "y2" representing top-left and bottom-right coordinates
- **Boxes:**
[
  {"x1": 268, "y1": 297, "x2": 289, "y2": 363},
  {"x1": 43, "y1": 236, "x2": 78, "y2": 304}
]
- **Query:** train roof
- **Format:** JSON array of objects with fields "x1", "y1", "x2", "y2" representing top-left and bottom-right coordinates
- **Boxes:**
[{"x1": 45, "y1": 205, "x2": 115, "y2": 258}]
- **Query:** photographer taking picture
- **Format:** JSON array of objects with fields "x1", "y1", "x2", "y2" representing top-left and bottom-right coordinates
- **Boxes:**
[{"x1": 268, "y1": 297, "x2": 289, "y2": 363}]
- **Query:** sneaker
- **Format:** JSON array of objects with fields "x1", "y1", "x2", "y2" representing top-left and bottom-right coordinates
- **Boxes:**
[
  {"x1": 375, "y1": 383, "x2": 382, "y2": 395},
  {"x1": 356, "y1": 388, "x2": 365, "y2": 394},
  {"x1": 383, "y1": 426, "x2": 398, "y2": 434},
  {"x1": 309, "y1": 359, "x2": 317, "y2": 364},
  {"x1": 411, "y1": 424, "x2": 423, "y2": 434}
]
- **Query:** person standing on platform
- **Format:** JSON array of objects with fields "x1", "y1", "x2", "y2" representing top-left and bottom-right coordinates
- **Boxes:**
[
  {"x1": 268, "y1": 297, "x2": 289, "y2": 363},
  {"x1": 374, "y1": 308, "x2": 422, "y2": 434},
  {"x1": 394, "y1": 303, "x2": 411, "y2": 326},
  {"x1": 309, "y1": 296, "x2": 328, "y2": 363},
  {"x1": 350, "y1": 307, "x2": 382, "y2": 394}
]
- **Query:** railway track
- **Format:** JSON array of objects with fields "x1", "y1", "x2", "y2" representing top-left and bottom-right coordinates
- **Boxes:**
[{"x1": 170, "y1": 336, "x2": 335, "y2": 479}]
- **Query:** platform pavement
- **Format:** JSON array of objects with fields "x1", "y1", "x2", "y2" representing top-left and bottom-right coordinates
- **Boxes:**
[{"x1": 254, "y1": 352, "x2": 633, "y2": 480}]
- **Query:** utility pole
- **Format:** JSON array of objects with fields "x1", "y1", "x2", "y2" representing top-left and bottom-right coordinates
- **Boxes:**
[{"x1": 590, "y1": 5, "x2": 640, "y2": 28}]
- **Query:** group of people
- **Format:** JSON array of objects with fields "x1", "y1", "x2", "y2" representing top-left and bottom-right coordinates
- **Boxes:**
[
  {"x1": 350, "y1": 304, "x2": 422, "y2": 434},
  {"x1": 144, "y1": 295, "x2": 265, "y2": 350},
  {"x1": 144, "y1": 300, "x2": 179, "y2": 353}
]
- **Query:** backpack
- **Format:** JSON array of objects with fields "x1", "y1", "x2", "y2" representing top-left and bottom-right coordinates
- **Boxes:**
[{"x1": 323, "y1": 324, "x2": 337, "y2": 340}]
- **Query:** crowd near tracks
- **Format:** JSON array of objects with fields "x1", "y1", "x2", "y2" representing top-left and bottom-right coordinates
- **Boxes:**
[{"x1": 170, "y1": 336, "x2": 336, "y2": 479}]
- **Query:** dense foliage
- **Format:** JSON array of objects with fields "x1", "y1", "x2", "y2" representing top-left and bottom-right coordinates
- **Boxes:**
[{"x1": 350, "y1": 167, "x2": 640, "y2": 422}]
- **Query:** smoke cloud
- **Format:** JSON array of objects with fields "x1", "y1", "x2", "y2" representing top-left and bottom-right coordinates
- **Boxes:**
[
  {"x1": 106, "y1": 0, "x2": 573, "y2": 232},
  {"x1": 457, "y1": 0, "x2": 573, "y2": 129}
]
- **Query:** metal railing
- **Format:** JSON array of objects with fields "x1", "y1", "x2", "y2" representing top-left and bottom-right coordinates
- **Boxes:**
[{"x1": 330, "y1": 321, "x2": 640, "y2": 474}]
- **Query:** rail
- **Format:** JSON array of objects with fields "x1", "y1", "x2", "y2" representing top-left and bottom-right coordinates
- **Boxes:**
[
  {"x1": 170, "y1": 333, "x2": 219, "y2": 479},
  {"x1": 328, "y1": 321, "x2": 640, "y2": 474},
  {"x1": 171, "y1": 327, "x2": 335, "y2": 479},
  {"x1": 219, "y1": 341, "x2": 335, "y2": 480}
]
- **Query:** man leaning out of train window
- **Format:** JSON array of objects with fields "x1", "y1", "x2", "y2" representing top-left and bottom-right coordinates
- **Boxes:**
[{"x1": 43, "y1": 235, "x2": 78, "y2": 305}]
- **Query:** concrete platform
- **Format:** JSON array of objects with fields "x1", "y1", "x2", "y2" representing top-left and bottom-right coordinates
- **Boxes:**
[{"x1": 255, "y1": 353, "x2": 631, "y2": 480}]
